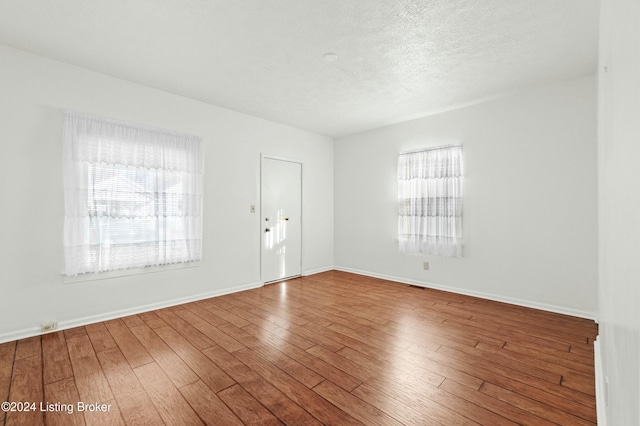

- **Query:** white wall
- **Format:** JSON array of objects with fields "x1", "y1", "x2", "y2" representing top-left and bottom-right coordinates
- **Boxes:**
[
  {"x1": 597, "y1": 0, "x2": 640, "y2": 423},
  {"x1": 334, "y1": 76, "x2": 598, "y2": 318},
  {"x1": 0, "y1": 45, "x2": 334, "y2": 342}
]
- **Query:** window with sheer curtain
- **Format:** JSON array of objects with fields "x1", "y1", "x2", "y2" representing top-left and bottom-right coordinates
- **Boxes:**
[
  {"x1": 62, "y1": 111, "x2": 204, "y2": 276},
  {"x1": 397, "y1": 145, "x2": 463, "y2": 257}
]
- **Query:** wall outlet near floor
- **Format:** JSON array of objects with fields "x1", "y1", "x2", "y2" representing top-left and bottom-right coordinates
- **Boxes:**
[
  {"x1": 423, "y1": 261, "x2": 429, "y2": 270},
  {"x1": 41, "y1": 321, "x2": 58, "y2": 332}
]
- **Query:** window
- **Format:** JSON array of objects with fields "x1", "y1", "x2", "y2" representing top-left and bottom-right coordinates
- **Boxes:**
[
  {"x1": 397, "y1": 145, "x2": 463, "y2": 257},
  {"x1": 62, "y1": 111, "x2": 203, "y2": 276}
]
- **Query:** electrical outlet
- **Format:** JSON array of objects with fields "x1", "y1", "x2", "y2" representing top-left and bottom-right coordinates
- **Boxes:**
[
  {"x1": 423, "y1": 261, "x2": 429, "y2": 270},
  {"x1": 250, "y1": 205, "x2": 256, "y2": 213},
  {"x1": 41, "y1": 321, "x2": 58, "y2": 332}
]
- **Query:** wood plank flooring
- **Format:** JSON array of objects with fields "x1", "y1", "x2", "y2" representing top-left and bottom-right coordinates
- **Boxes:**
[{"x1": 0, "y1": 271, "x2": 598, "y2": 425}]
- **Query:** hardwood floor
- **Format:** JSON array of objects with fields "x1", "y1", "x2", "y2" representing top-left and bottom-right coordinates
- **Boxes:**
[{"x1": 0, "y1": 271, "x2": 597, "y2": 425}]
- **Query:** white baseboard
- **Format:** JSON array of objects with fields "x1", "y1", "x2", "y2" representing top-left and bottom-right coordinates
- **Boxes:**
[
  {"x1": 594, "y1": 337, "x2": 607, "y2": 426},
  {"x1": 334, "y1": 266, "x2": 597, "y2": 320},
  {"x1": 0, "y1": 281, "x2": 262, "y2": 344},
  {"x1": 0, "y1": 266, "x2": 598, "y2": 343},
  {"x1": 303, "y1": 266, "x2": 334, "y2": 276}
]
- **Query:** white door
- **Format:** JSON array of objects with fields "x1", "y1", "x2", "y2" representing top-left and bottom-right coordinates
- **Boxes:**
[{"x1": 261, "y1": 156, "x2": 302, "y2": 283}]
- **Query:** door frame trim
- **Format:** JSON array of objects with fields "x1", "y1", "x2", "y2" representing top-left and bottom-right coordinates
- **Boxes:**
[{"x1": 260, "y1": 153, "x2": 303, "y2": 284}]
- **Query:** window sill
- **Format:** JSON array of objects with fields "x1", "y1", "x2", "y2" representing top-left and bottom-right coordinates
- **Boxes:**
[{"x1": 63, "y1": 262, "x2": 200, "y2": 284}]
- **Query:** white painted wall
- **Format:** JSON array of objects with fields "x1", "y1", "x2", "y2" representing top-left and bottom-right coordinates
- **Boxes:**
[
  {"x1": 334, "y1": 76, "x2": 598, "y2": 318},
  {"x1": 0, "y1": 45, "x2": 334, "y2": 342},
  {"x1": 597, "y1": 0, "x2": 640, "y2": 423}
]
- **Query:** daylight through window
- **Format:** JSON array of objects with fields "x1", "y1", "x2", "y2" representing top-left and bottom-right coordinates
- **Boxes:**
[
  {"x1": 397, "y1": 145, "x2": 463, "y2": 257},
  {"x1": 62, "y1": 111, "x2": 203, "y2": 276}
]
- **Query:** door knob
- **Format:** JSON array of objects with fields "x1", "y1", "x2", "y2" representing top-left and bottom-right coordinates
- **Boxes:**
[{"x1": 265, "y1": 228, "x2": 270, "y2": 233}]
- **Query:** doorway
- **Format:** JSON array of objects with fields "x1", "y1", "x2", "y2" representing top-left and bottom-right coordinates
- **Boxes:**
[{"x1": 260, "y1": 155, "x2": 302, "y2": 283}]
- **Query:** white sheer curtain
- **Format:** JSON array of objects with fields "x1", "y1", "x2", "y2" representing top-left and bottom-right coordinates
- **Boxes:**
[
  {"x1": 398, "y1": 145, "x2": 463, "y2": 257},
  {"x1": 63, "y1": 111, "x2": 203, "y2": 276}
]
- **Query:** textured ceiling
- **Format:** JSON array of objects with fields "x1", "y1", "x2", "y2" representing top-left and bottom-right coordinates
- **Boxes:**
[{"x1": 0, "y1": 0, "x2": 598, "y2": 137}]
